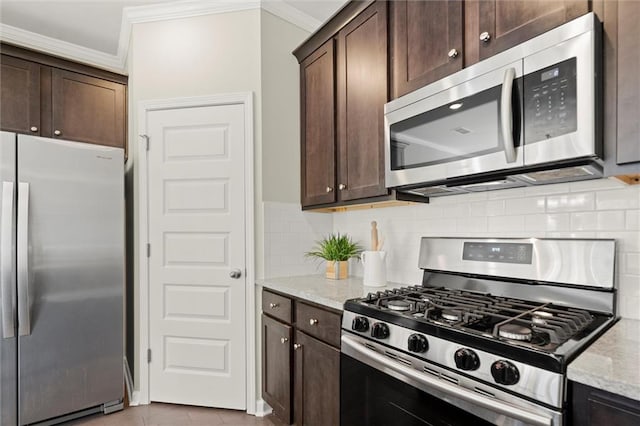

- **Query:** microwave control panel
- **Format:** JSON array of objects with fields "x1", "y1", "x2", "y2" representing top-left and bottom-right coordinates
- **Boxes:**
[{"x1": 523, "y1": 57, "x2": 577, "y2": 144}]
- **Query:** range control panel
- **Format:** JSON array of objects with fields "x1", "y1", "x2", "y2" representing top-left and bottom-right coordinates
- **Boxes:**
[
  {"x1": 524, "y1": 57, "x2": 578, "y2": 144},
  {"x1": 462, "y1": 242, "x2": 533, "y2": 264}
]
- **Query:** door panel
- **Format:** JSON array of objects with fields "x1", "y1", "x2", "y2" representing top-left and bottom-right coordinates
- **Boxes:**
[
  {"x1": 0, "y1": 56, "x2": 40, "y2": 135},
  {"x1": 148, "y1": 104, "x2": 246, "y2": 409},
  {"x1": 262, "y1": 314, "x2": 292, "y2": 423},
  {"x1": 17, "y1": 135, "x2": 124, "y2": 425},
  {"x1": 0, "y1": 131, "x2": 17, "y2": 426}
]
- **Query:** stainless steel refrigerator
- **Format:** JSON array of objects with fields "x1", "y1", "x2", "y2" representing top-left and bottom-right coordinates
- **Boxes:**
[{"x1": 0, "y1": 132, "x2": 124, "y2": 425}]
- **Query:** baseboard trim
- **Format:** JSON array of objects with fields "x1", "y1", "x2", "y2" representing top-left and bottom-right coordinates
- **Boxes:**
[
  {"x1": 123, "y1": 357, "x2": 139, "y2": 406},
  {"x1": 254, "y1": 399, "x2": 272, "y2": 417}
]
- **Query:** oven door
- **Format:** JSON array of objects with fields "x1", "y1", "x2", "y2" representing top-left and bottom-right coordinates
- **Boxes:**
[
  {"x1": 341, "y1": 333, "x2": 562, "y2": 426},
  {"x1": 384, "y1": 61, "x2": 524, "y2": 189}
]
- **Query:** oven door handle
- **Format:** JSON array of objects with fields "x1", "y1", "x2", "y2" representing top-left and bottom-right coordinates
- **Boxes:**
[
  {"x1": 342, "y1": 334, "x2": 553, "y2": 426},
  {"x1": 501, "y1": 67, "x2": 517, "y2": 163}
]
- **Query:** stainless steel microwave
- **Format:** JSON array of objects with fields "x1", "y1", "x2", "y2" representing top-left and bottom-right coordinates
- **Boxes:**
[{"x1": 384, "y1": 13, "x2": 602, "y2": 197}]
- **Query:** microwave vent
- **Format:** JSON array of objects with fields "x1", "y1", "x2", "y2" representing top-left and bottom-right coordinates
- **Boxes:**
[
  {"x1": 452, "y1": 127, "x2": 471, "y2": 135},
  {"x1": 517, "y1": 166, "x2": 596, "y2": 183}
]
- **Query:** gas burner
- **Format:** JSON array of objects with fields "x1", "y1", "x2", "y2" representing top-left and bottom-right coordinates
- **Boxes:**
[
  {"x1": 532, "y1": 311, "x2": 554, "y2": 325},
  {"x1": 499, "y1": 324, "x2": 533, "y2": 341},
  {"x1": 387, "y1": 300, "x2": 411, "y2": 311},
  {"x1": 441, "y1": 309, "x2": 462, "y2": 322}
]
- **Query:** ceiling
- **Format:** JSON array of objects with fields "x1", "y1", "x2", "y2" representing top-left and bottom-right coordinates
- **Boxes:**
[{"x1": 0, "y1": 0, "x2": 347, "y2": 72}]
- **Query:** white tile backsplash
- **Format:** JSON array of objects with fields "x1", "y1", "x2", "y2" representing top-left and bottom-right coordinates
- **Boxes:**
[{"x1": 263, "y1": 180, "x2": 640, "y2": 319}]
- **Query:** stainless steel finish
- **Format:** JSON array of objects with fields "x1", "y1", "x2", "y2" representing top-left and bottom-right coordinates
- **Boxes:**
[
  {"x1": 419, "y1": 237, "x2": 615, "y2": 290},
  {"x1": 53, "y1": 130, "x2": 62, "y2": 136},
  {"x1": 338, "y1": 183, "x2": 346, "y2": 190},
  {"x1": 1, "y1": 182, "x2": 14, "y2": 338},
  {"x1": 342, "y1": 333, "x2": 559, "y2": 426},
  {"x1": 30, "y1": 126, "x2": 38, "y2": 133},
  {"x1": 325, "y1": 186, "x2": 333, "y2": 193},
  {"x1": 499, "y1": 324, "x2": 532, "y2": 341},
  {"x1": 102, "y1": 399, "x2": 124, "y2": 414},
  {"x1": 269, "y1": 303, "x2": 279, "y2": 309},
  {"x1": 230, "y1": 269, "x2": 242, "y2": 279},
  {"x1": 342, "y1": 311, "x2": 564, "y2": 407},
  {"x1": 281, "y1": 337, "x2": 288, "y2": 344},
  {"x1": 479, "y1": 32, "x2": 491, "y2": 42},
  {"x1": 17, "y1": 135, "x2": 124, "y2": 425},
  {"x1": 501, "y1": 67, "x2": 517, "y2": 163},
  {"x1": 523, "y1": 29, "x2": 597, "y2": 165},
  {"x1": 294, "y1": 344, "x2": 301, "y2": 350},
  {"x1": 448, "y1": 48, "x2": 459, "y2": 58},
  {"x1": 17, "y1": 182, "x2": 30, "y2": 337},
  {"x1": 309, "y1": 318, "x2": 319, "y2": 326}
]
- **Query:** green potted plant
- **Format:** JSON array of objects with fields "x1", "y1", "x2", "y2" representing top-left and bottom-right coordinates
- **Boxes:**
[{"x1": 305, "y1": 233, "x2": 363, "y2": 279}]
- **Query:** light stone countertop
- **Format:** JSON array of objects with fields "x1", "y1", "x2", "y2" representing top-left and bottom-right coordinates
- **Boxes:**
[
  {"x1": 567, "y1": 318, "x2": 640, "y2": 401},
  {"x1": 256, "y1": 274, "x2": 398, "y2": 311}
]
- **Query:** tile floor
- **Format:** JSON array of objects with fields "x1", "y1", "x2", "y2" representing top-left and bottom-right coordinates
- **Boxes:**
[{"x1": 68, "y1": 403, "x2": 286, "y2": 426}]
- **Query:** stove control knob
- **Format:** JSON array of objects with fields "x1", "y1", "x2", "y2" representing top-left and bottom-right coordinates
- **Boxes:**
[
  {"x1": 491, "y1": 360, "x2": 520, "y2": 386},
  {"x1": 407, "y1": 334, "x2": 429, "y2": 353},
  {"x1": 454, "y1": 348, "x2": 480, "y2": 371},
  {"x1": 351, "y1": 316, "x2": 369, "y2": 333},
  {"x1": 371, "y1": 322, "x2": 390, "y2": 339}
]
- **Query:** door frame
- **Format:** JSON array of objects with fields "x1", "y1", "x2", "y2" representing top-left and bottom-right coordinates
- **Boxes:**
[{"x1": 136, "y1": 93, "x2": 256, "y2": 413}]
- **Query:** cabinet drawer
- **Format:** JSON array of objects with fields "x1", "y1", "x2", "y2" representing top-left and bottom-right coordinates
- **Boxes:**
[
  {"x1": 295, "y1": 302, "x2": 341, "y2": 347},
  {"x1": 262, "y1": 290, "x2": 293, "y2": 324}
]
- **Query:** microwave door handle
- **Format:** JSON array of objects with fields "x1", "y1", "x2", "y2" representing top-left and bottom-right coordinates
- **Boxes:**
[{"x1": 500, "y1": 67, "x2": 517, "y2": 163}]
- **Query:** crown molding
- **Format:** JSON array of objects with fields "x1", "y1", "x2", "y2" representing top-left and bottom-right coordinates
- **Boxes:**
[{"x1": 0, "y1": 1, "x2": 320, "y2": 75}]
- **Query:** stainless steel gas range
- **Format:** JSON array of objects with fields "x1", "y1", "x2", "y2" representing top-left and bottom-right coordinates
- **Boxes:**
[{"x1": 341, "y1": 237, "x2": 617, "y2": 426}]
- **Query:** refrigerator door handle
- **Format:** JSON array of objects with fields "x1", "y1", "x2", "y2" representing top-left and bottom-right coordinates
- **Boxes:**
[
  {"x1": 17, "y1": 182, "x2": 31, "y2": 336},
  {"x1": 1, "y1": 181, "x2": 15, "y2": 338}
]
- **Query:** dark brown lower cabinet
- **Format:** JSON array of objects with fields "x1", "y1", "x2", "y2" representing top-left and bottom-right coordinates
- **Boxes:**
[
  {"x1": 571, "y1": 381, "x2": 640, "y2": 426},
  {"x1": 262, "y1": 314, "x2": 293, "y2": 423},
  {"x1": 294, "y1": 330, "x2": 340, "y2": 426}
]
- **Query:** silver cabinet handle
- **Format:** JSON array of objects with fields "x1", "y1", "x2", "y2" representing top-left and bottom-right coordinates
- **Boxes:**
[
  {"x1": 280, "y1": 337, "x2": 288, "y2": 344},
  {"x1": 480, "y1": 32, "x2": 491, "y2": 42},
  {"x1": 326, "y1": 186, "x2": 333, "y2": 193},
  {"x1": 53, "y1": 130, "x2": 62, "y2": 136},
  {"x1": 29, "y1": 126, "x2": 38, "y2": 132},
  {"x1": 448, "y1": 48, "x2": 459, "y2": 58},
  {"x1": 229, "y1": 269, "x2": 242, "y2": 279},
  {"x1": 342, "y1": 335, "x2": 552, "y2": 426},
  {"x1": 294, "y1": 343, "x2": 302, "y2": 350},
  {"x1": 500, "y1": 67, "x2": 517, "y2": 163},
  {"x1": 309, "y1": 318, "x2": 318, "y2": 326},
  {"x1": 17, "y1": 182, "x2": 31, "y2": 336},
  {"x1": 1, "y1": 182, "x2": 15, "y2": 338},
  {"x1": 338, "y1": 184, "x2": 346, "y2": 190},
  {"x1": 269, "y1": 303, "x2": 279, "y2": 309}
]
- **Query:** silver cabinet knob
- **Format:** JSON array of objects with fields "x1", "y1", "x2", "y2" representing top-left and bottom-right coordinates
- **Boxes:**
[
  {"x1": 448, "y1": 48, "x2": 459, "y2": 58},
  {"x1": 229, "y1": 269, "x2": 242, "y2": 279},
  {"x1": 480, "y1": 32, "x2": 491, "y2": 42},
  {"x1": 269, "y1": 303, "x2": 279, "y2": 309},
  {"x1": 338, "y1": 184, "x2": 346, "y2": 190},
  {"x1": 280, "y1": 337, "x2": 288, "y2": 344},
  {"x1": 30, "y1": 126, "x2": 38, "y2": 132},
  {"x1": 326, "y1": 186, "x2": 333, "y2": 193},
  {"x1": 53, "y1": 130, "x2": 62, "y2": 136},
  {"x1": 294, "y1": 343, "x2": 301, "y2": 350},
  {"x1": 309, "y1": 318, "x2": 319, "y2": 326}
]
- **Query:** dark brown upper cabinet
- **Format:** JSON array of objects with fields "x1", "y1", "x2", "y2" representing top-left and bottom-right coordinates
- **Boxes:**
[
  {"x1": 300, "y1": 40, "x2": 336, "y2": 207},
  {"x1": 1, "y1": 45, "x2": 127, "y2": 154},
  {"x1": 465, "y1": 0, "x2": 589, "y2": 64},
  {"x1": 1, "y1": 55, "x2": 41, "y2": 135},
  {"x1": 336, "y1": 0, "x2": 388, "y2": 201},
  {"x1": 51, "y1": 69, "x2": 126, "y2": 149},
  {"x1": 390, "y1": 0, "x2": 464, "y2": 99}
]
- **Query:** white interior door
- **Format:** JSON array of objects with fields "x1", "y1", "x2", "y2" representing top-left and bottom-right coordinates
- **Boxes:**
[{"x1": 147, "y1": 103, "x2": 246, "y2": 409}]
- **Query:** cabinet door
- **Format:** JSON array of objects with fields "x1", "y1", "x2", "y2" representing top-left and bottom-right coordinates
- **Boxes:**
[
  {"x1": 51, "y1": 69, "x2": 126, "y2": 149},
  {"x1": 0, "y1": 55, "x2": 41, "y2": 135},
  {"x1": 300, "y1": 40, "x2": 336, "y2": 207},
  {"x1": 336, "y1": 1, "x2": 389, "y2": 202},
  {"x1": 262, "y1": 314, "x2": 293, "y2": 424},
  {"x1": 471, "y1": 0, "x2": 588, "y2": 62},
  {"x1": 294, "y1": 330, "x2": 339, "y2": 426},
  {"x1": 571, "y1": 381, "x2": 640, "y2": 426},
  {"x1": 616, "y1": 0, "x2": 640, "y2": 165},
  {"x1": 390, "y1": 0, "x2": 463, "y2": 99}
]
